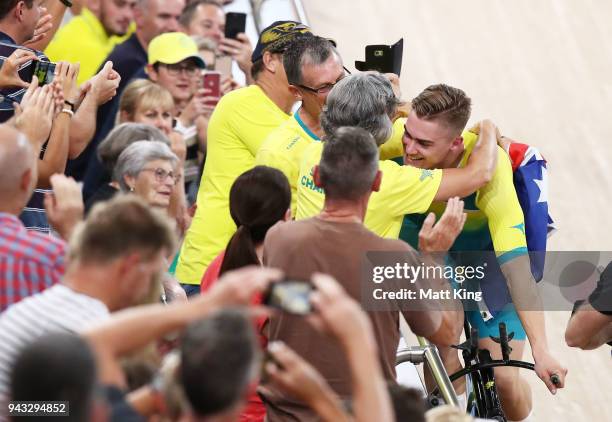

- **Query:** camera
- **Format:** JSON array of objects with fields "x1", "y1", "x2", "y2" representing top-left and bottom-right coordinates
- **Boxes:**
[{"x1": 262, "y1": 279, "x2": 314, "y2": 315}]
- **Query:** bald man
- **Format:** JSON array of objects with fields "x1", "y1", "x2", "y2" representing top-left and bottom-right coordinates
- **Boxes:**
[{"x1": 0, "y1": 125, "x2": 66, "y2": 312}]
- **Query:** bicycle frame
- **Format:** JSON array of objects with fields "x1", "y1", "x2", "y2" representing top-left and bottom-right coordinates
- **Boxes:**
[
  {"x1": 397, "y1": 321, "x2": 536, "y2": 421},
  {"x1": 396, "y1": 336, "x2": 461, "y2": 408}
]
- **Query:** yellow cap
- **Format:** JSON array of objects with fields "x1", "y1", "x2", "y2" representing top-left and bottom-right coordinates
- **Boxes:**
[{"x1": 147, "y1": 32, "x2": 206, "y2": 68}]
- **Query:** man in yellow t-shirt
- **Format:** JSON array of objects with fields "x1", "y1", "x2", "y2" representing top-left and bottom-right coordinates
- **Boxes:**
[
  {"x1": 176, "y1": 21, "x2": 313, "y2": 291},
  {"x1": 256, "y1": 35, "x2": 404, "y2": 215},
  {"x1": 45, "y1": 0, "x2": 136, "y2": 84},
  {"x1": 398, "y1": 84, "x2": 566, "y2": 419},
  {"x1": 296, "y1": 73, "x2": 498, "y2": 239}
]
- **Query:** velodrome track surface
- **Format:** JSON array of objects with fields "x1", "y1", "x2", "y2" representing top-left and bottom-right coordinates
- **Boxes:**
[{"x1": 304, "y1": 1, "x2": 612, "y2": 420}]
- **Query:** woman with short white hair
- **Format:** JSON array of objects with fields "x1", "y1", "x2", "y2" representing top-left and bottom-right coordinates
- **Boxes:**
[{"x1": 114, "y1": 140, "x2": 180, "y2": 210}]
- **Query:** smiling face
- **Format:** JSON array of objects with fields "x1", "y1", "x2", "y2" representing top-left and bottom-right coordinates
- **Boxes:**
[
  {"x1": 294, "y1": 52, "x2": 345, "y2": 119},
  {"x1": 125, "y1": 159, "x2": 176, "y2": 209},
  {"x1": 148, "y1": 58, "x2": 200, "y2": 103},
  {"x1": 402, "y1": 112, "x2": 463, "y2": 169}
]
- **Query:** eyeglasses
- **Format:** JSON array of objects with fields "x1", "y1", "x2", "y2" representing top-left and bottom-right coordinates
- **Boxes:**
[
  {"x1": 141, "y1": 167, "x2": 180, "y2": 184},
  {"x1": 160, "y1": 63, "x2": 199, "y2": 77},
  {"x1": 296, "y1": 67, "x2": 351, "y2": 95}
]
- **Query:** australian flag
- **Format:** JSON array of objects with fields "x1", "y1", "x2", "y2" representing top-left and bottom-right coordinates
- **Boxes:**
[{"x1": 508, "y1": 142, "x2": 556, "y2": 282}]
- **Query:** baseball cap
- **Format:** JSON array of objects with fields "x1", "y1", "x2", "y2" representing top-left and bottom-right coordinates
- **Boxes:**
[
  {"x1": 148, "y1": 32, "x2": 206, "y2": 68},
  {"x1": 251, "y1": 21, "x2": 313, "y2": 63}
]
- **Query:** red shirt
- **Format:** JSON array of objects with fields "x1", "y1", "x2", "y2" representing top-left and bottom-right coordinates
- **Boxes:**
[
  {"x1": 200, "y1": 251, "x2": 267, "y2": 422},
  {"x1": 0, "y1": 213, "x2": 66, "y2": 312}
]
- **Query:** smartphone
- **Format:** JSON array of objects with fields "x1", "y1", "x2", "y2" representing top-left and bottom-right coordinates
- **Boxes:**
[
  {"x1": 225, "y1": 12, "x2": 247, "y2": 39},
  {"x1": 33, "y1": 60, "x2": 56, "y2": 86},
  {"x1": 262, "y1": 279, "x2": 314, "y2": 315},
  {"x1": 214, "y1": 55, "x2": 233, "y2": 78},
  {"x1": 354, "y1": 38, "x2": 404, "y2": 76},
  {"x1": 203, "y1": 72, "x2": 221, "y2": 106}
]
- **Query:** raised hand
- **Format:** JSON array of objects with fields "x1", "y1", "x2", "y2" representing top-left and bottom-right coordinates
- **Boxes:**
[
  {"x1": 418, "y1": 197, "x2": 466, "y2": 253},
  {"x1": 218, "y1": 33, "x2": 253, "y2": 75},
  {"x1": 54, "y1": 61, "x2": 81, "y2": 106},
  {"x1": 205, "y1": 266, "x2": 282, "y2": 309},
  {"x1": 0, "y1": 49, "x2": 38, "y2": 89},
  {"x1": 88, "y1": 61, "x2": 121, "y2": 105},
  {"x1": 23, "y1": 8, "x2": 53, "y2": 47},
  {"x1": 13, "y1": 78, "x2": 55, "y2": 148},
  {"x1": 43, "y1": 174, "x2": 84, "y2": 240},
  {"x1": 264, "y1": 340, "x2": 348, "y2": 422}
]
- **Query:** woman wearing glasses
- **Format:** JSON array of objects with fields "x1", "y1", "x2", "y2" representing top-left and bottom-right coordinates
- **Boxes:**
[
  {"x1": 115, "y1": 141, "x2": 181, "y2": 211},
  {"x1": 114, "y1": 141, "x2": 188, "y2": 303}
]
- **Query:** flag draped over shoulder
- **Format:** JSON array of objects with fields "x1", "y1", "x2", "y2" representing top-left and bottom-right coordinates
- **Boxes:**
[{"x1": 508, "y1": 142, "x2": 556, "y2": 281}]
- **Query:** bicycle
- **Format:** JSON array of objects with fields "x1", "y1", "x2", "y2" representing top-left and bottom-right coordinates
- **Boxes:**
[{"x1": 397, "y1": 322, "x2": 560, "y2": 421}]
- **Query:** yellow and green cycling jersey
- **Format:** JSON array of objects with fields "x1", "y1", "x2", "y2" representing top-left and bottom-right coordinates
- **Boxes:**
[
  {"x1": 399, "y1": 132, "x2": 528, "y2": 264},
  {"x1": 296, "y1": 118, "x2": 443, "y2": 238},
  {"x1": 256, "y1": 111, "x2": 321, "y2": 216},
  {"x1": 261, "y1": 114, "x2": 407, "y2": 217}
]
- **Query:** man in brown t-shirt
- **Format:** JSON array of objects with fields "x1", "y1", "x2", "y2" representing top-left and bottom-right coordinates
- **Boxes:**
[{"x1": 260, "y1": 127, "x2": 466, "y2": 421}]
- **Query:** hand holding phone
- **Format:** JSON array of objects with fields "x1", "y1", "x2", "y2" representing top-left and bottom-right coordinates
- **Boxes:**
[{"x1": 224, "y1": 12, "x2": 247, "y2": 39}]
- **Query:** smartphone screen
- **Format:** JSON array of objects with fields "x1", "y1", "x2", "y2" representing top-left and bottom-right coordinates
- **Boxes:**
[
  {"x1": 33, "y1": 61, "x2": 56, "y2": 86},
  {"x1": 203, "y1": 72, "x2": 221, "y2": 106},
  {"x1": 262, "y1": 280, "x2": 314, "y2": 315},
  {"x1": 225, "y1": 12, "x2": 247, "y2": 39}
]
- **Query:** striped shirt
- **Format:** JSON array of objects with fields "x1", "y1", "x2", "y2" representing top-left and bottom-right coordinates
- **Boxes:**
[
  {"x1": 0, "y1": 284, "x2": 109, "y2": 418},
  {"x1": 0, "y1": 213, "x2": 65, "y2": 312},
  {"x1": 0, "y1": 31, "x2": 48, "y2": 123}
]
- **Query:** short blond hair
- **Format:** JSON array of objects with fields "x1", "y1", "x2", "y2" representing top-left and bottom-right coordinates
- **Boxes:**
[
  {"x1": 119, "y1": 79, "x2": 175, "y2": 119},
  {"x1": 411, "y1": 84, "x2": 471, "y2": 134}
]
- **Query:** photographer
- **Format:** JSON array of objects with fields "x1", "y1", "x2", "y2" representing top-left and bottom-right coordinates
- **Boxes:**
[{"x1": 565, "y1": 262, "x2": 612, "y2": 350}]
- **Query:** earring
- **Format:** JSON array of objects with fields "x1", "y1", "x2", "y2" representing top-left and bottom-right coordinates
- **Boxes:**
[{"x1": 129, "y1": 187, "x2": 134, "y2": 192}]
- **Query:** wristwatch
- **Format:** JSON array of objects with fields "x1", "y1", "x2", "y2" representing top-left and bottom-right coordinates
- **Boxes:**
[{"x1": 59, "y1": 0, "x2": 73, "y2": 8}]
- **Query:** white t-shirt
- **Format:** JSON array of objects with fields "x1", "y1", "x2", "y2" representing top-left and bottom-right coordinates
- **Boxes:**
[{"x1": 0, "y1": 284, "x2": 109, "y2": 415}]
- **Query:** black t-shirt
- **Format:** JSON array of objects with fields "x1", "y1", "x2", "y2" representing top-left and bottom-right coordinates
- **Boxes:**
[{"x1": 589, "y1": 261, "x2": 612, "y2": 316}]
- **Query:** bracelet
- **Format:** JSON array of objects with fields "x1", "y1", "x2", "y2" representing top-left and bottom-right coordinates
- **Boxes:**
[
  {"x1": 60, "y1": 108, "x2": 74, "y2": 117},
  {"x1": 59, "y1": 0, "x2": 73, "y2": 7}
]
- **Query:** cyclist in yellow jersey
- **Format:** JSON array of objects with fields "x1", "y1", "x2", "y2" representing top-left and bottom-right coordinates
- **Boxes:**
[
  {"x1": 295, "y1": 73, "x2": 499, "y2": 239},
  {"x1": 176, "y1": 21, "x2": 312, "y2": 292},
  {"x1": 399, "y1": 84, "x2": 566, "y2": 420},
  {"x1": 257, "y1": 36, "x2": 403, "y2": 215}
]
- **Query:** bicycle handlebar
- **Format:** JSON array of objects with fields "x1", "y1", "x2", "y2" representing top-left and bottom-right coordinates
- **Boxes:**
[{"x1": 428, "y1": 359, "x2": 535, "y2": 398}]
